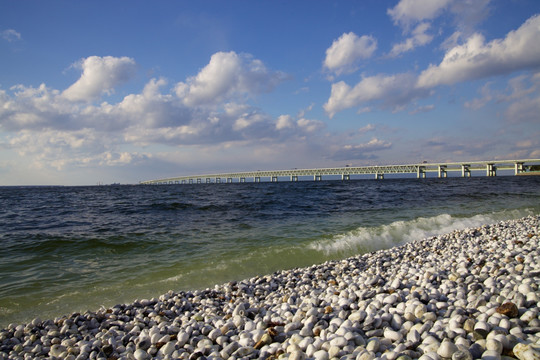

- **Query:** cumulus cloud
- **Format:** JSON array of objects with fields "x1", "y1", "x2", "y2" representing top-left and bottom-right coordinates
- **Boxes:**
[
  {"x1": 388, "y1": 0, "x2": 491, "y2": 56},
  {"x1": 389, "y1": 22, "x2": 433, "y2": 57},
  {"x1": 175, "y1": 51, "x2": 287, "y2": 107},
  {"x1": 324, "y1": 32, "x2": 377, "y2": 75},
  {"x1": 324, "y1": 73, "x2": 430, "y2": 117},
  {"x1": 387, "y1": 0, "x2": 452, "y2": 28},
  {"x1": 417, "y1": 14, "x2": 540, "y2": 88},
  {"x1": 276, "y1": 115, "x2": 294, "y2": 130},
  {"x1": 62, "y1": 56, "x2": 137, "y2": 101},
  {"x1": 1, "y1": 29, "x2": 21, "y2": 42}
]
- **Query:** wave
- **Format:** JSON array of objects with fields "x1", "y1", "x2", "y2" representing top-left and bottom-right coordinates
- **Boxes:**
[{"x1": 309, "y1": 208, "x2": 537, "y2": 256}]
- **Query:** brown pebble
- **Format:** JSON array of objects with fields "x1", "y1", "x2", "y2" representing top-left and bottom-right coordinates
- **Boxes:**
[
  {"x1": 496, "y1": 302, "x2": 519, "y2": 317},
  {"x1": 325, "y1": 306, "x2": 333, "y2": 314}
]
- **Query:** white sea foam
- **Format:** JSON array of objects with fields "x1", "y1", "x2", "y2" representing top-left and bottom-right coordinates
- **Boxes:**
[{"x1": 310, "y1": 208, "x2": 536, "y2": 256}]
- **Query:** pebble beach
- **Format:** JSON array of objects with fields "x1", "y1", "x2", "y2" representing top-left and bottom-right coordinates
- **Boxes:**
[{"x1": 1, "y1": 215, "x2": 539, "y2": 360}]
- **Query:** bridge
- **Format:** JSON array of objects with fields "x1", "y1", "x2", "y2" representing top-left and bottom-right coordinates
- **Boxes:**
[{"x1": 140, "y1": 158, "x2": 540, "y2": 185}]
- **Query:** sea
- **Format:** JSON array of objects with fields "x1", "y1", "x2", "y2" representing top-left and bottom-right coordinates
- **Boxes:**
[{"x1": 1, "y1": 175, "x2": 539, "y2": 328}]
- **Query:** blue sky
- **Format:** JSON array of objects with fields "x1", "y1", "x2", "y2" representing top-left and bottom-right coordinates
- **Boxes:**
[{"x1": 1, "y1": 0, "x2": 539, "y2": 185}]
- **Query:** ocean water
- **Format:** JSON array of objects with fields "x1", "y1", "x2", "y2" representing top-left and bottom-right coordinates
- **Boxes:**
[{"x1": 1, "y1": 176, "x2": 539, "y2": 328}]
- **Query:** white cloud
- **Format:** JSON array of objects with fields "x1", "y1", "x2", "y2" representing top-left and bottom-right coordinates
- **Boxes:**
[
  {"x1": 387, "y1": 0, "x2": 452, "y2": 28},
  {"x1": 324, "y1": 32, "x2": 377, "y2": 75},
  {"x1": 449, "y1": 0, "x2": 491, "y2": 34},
  {"x1": 175, "y1": 51, "x2": 287, "y2": 107},
  {"x1": 330, "y1": 138, "x2": 392, "y2": 161},
  {"x1": 409, "y1": 104, "x2": 435, "y2": 114},
  {"x1": 324, "y1": 73, "x2": 430, "y2": 117},
  {"x1": 465, "y1": 82, "x2": 494, "y2": 110},
  {"x1": 358, "y1": 124, "x2": 376, "y2": 134},
  {"x1": 276, "y1": 115, "x2": 294, "y2": 130},
  {"x1": 505, "y1": 94, "x2": 540, "y2": 124},
  {"x1": 1, "y1": 29, "x2": 21, "y2": 42},
  {"x1": 389, "y1": 22, "x2": 433, "y2": 57},
  {"x1": 417, "y1": 14, "x2": 540, "y2": 88},
  {"x1": 297, "y1": 118, "x2": 324, "y2": 133},
  {"x1": 62, "y1": 56, "x2": 137, "y2": 102}
]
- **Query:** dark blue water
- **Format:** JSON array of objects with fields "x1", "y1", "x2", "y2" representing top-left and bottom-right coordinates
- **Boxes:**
[{"x1": 1, "y1": 176, "x2": 539, "y2": 328}]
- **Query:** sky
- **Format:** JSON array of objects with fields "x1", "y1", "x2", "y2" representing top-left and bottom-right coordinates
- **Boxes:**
[{"x1": 1, "y1": 0, "x2": 539, "y2": 185}]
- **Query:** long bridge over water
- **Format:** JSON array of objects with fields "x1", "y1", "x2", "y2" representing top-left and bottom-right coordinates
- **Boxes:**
[{"x1": 140, "y1": 159, "x2": 540, "y2": 185}]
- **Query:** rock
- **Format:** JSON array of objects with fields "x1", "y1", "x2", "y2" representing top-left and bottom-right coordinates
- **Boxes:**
[
  {"x1": 314, "y1": 349, "x2": 330, "y2": 360},
  {"x1": 437, "y1": 340, "x2": 459, "y2": 358},
  {"x1": 452, "y1": 350, "x2": 473, "y2": 360},
  {"x1": 486, "y1": 339, "x2": 503, "y2": 354},
  {"x1": 496, "y1": 303, "x2": 519, "y2": 318},
  {"x1": 134, "y1": 348, "x2": 149, "y2": 360},
  {"x1": 513, "y1": 343, "x2": 540, "y2": 360},
  {"x1": 384, "y1": 328, "x2": 403, "y2": 342},
  {"x1": 254, "y1": 333, "x2": 272, "y2": 349}
]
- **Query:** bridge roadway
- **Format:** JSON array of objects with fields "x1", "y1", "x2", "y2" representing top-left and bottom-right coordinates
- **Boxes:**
[{"x1": 140, "y1": 158, "x2": 540, "y2": 185}]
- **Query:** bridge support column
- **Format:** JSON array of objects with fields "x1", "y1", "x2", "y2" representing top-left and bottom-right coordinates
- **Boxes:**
[
  {"x1": 515, "y1": 162, "x2": 524, "y2": 175},
  {"x1": 197, "y1": 179, "x2": 201, "y2": 184},
  {"x1": 254, "y1": 177, "x2": 261, "y2": 183},
  {"x1": 314, "y1": 175, "x2": 322, "y2": 181},
  {"x1": 438, "y1": 165, "x2": 447, "y2": 178},
  {"x1": 342, "y1": 174, "x2": 350, "y2": 181},
  {"x1": 271, "y1": 176, "x2": 278, "y2": 182},
  {"x1": 486, "y1": 164, "x2": 496, "y2": 177},
  {"x1": 206, "y1": 178, "x2": 211, "y2": 183},
  {"x1": 240, "y1": 177, "x2": 245, "y2": 183},
  {"x1": 417, "y1": 167, "x2": 426, "y2": 178},
  {"x1": 291, "y1": 175, "x2": 298, "y2": 182},
  {"x1": 461, "y1": 165, "x2": 471, "y2": 177},
  {"x1": 375, "y1": 173, "x2": 384, "y2": 180},
  {"x1": 227, "y1": 178, "x2": 233, "y2": 183}
]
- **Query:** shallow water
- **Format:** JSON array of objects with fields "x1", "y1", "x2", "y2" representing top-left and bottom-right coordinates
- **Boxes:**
[{"x1": 1, "y1": 176, "x2": 539, "y2": 328}]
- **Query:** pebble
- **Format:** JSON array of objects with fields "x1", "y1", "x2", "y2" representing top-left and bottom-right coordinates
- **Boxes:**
[{"x1": 0, "y1": 216, "x2": 539, "y2": 360}]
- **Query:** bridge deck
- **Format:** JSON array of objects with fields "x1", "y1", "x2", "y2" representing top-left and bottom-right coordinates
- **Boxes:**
[{"x1": 140, "y1": 159, "x2": 540, "y2": 184}]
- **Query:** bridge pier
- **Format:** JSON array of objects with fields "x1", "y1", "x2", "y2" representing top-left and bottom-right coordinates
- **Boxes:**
[
  {"x1": 240, "y1": 177, "x2": 246, "y2": 183},
  {"x1": 417, "y1": 166, "x2": 426, "y2": 178},
  {"x1": 515, "y1": 162, "x2": 524, "y2": 175},
  {"x1": 197, "y1": 179, "x2": 202, "y2": 184},
  {"x1": 486, "y1": 164, "x2": 496, "y2": 176},
  {"x1": 342, "y1": 174, "x2": 350, "y2": 181},
  {"x1": 206, "y1": 178, "x2": 211, "y2": 184},
  {"x1": 314, "y1": 175, "x2": 322, "y2": 181},
  {"x1": 462, "y1": 165, "x2": 471, "y2": 177},
  {"x1": 375, "y1": 173, "x2": 384, "y2": 180},
  {"x1": 271, "y1": 176, "x2": 278, "y2": 182},
  {"x1": 254, "y1": 177, "x2": 261, "y2": 183},
  {"x1": 227, "y1": 178, "x2": 233, "y2": 183},
  {"x1": 291, "y1": 175, "x2": 298, "y2": 182},
  {"x1": 438, "y1": 165, "x2": 447, "y2": 178}
]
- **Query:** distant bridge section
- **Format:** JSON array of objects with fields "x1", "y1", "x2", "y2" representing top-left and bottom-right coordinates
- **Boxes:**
[{"x1": 140, "y1": 159, "x2": 540, "y2": 185}]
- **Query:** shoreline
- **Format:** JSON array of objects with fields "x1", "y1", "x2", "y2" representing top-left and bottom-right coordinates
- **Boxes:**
[{"x1": 1, "y1": 215, "x2": 539, "y2": 360}]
